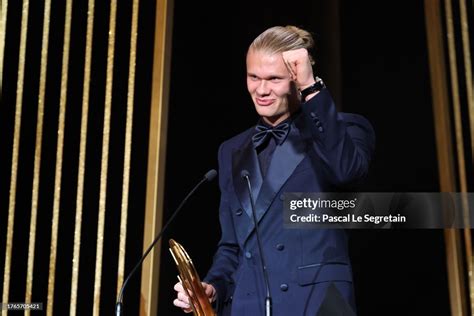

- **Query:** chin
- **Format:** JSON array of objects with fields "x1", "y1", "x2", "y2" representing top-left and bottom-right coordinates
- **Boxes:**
[
  {"x1": 256, "y1": 109, "x2": 277, "y2": 119},
  {"x1": 254, "y1": 104, "x2": 275, "y2": 115}
]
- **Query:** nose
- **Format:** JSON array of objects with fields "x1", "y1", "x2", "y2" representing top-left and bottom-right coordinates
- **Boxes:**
[{"x1": 256, "y1": 80, "x2": 270, "y2": 96}]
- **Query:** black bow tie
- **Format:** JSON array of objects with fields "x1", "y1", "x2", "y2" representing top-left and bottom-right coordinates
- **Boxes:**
[{"x1": 252, "y1": 122, "x2": 290, "y2": 149}]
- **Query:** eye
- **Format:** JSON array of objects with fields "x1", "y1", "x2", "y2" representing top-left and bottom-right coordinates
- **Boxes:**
[
  {"x1": 270, "y1": 77, "x2": 282, "y2": 82},
  {"x1": 248, "y1": 74, "x2": 259, "y2": 81}
]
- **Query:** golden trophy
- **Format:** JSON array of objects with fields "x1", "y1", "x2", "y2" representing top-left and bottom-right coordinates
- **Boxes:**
[{"x1": 169, "y1": 239, "x2": 216, "y2": 316}]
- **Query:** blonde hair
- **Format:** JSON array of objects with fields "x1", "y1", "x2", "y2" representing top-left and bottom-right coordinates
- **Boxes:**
[{"x1": 249, "y1": 25, "x2": 315, "y2": 64}]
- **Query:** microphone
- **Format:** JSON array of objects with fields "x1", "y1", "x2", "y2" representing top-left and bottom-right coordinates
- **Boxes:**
[
  {"x1": 241, "y1": 170, "x2": 272, "y2": 316},
  {"x1": 115, "y1": 169, "x2": 217, "y2": 316}
]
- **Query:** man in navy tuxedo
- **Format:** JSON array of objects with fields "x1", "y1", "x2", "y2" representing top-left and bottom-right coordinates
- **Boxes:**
[{"x1": 174, "y1": 25, "x2": 375, "y2": 315}]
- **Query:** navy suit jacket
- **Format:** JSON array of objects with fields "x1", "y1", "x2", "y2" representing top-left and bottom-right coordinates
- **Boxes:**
[{"x1": 204, "y1": 88, "x2": 375, "y2": 315}]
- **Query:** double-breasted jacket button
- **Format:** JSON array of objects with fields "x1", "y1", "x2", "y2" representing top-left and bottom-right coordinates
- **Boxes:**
[
  {"x1": 315, "y1": 121, "x2": 322, "y2": 127},
  {"x1": 280, "y1": 283, "x2": 289, "y2": 291},
  {"x1": 279, "y1": 194, "x2": 285, "y2": 201},
  {"x1": 318, "y1": 126, "x2": 324, "y2": 132},
  {"x1": 235, "y1": 209, "x2": 243, "y2": 216},
  {"x1": 245, "y1": 251, "x2": 252, "y2": 259},
  {"x1": 276, "y1": 244, "x2": 285, "y2": 251}
]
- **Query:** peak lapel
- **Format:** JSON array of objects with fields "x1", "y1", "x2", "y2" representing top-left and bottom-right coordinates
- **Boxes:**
[
  {"x1": 243, "y1": 121, "x2": 307, "y2": 242},
  {"x1": 232, "y1": 139, "x2": 263, "y2": 220}
]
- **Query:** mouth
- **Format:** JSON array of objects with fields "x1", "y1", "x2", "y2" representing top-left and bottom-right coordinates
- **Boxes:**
[{"x1": 256, "y1": 98, "x2": 275, "y2": 106}]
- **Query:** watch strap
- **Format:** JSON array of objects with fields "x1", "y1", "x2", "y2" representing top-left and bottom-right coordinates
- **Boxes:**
[{"x1": 299, "y1": 76, "x2": 325, "y2": 100}]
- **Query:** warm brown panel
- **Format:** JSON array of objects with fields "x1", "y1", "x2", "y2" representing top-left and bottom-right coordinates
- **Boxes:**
[
  {"x1": 2, "y1": 1, "x2": 29, "y2": 313},
  {"x1": 140, "y1": 0, "x2": 174, "y2": 315},
  {"x1": 458, "y1": 0, "x2": 474, "y2": 307},
  {"x1": 70, "y1": 0, "x2": 95, "y2": 315},
  {"x1": 117, "y1": 0, "x2": 140, "y2": 299},
  {"x1": 444, "y1": 0, "x2": 473, "y2": 312},
  {"x1": 93, "y1": 0, "x2": 118, "y2": 314},
  {"x1": 458, "y1": 0, "x2": 474, "y2": 159},
  {"x1": 444, "y1": 0, "x2": 468, "y2": 191},
  {"x1": 47, "y1": 0, "x2": 74, "y2": 314},
  {"x1": 424, "y1": 0, "x2": 473, "y2": 314},
  {"x1": 25, "y1": 0, "x2": 51, "y2": 313},
  {"x1": 0, "y1": 0, "x2": 8, "y2": 89}
]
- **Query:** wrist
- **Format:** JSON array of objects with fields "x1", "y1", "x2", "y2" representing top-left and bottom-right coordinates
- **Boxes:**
[
  {"x1": 298, "y1": 79, "x2": 316, "y2": 91},
  {"x1": 299, "y1": 76, "x2": 325, "y2": 101}
]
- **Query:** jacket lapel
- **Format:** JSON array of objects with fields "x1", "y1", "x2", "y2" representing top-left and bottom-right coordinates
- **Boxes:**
[
  {"x1": 232, "y1": 138, "x2": 263, "y2": 220},
  {"x1": 243, "y1": 118, "x2": 307, "y2": 242}
]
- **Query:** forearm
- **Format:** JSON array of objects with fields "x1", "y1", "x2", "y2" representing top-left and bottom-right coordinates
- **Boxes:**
[
  {"x1": 204, "y1": 146, "x2": 241, "y2": 309},
  {"x1": 301, "y1": 88, "x2": 375, "y2": 185},
  {"x1": 204, "y1": 241, "x2": 239, "y2": 298}
]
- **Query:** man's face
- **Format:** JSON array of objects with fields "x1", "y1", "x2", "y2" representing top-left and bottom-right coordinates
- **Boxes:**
[{"x1": 246, "y1": 49, "x2": 298, "y2": 126}]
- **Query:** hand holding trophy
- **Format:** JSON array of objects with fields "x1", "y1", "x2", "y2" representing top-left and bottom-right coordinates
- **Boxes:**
[{"x1": 170, "y1": 239, "x2": 216, "y2": 316}]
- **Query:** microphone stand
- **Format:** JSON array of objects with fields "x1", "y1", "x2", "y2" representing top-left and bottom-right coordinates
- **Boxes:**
[
  {"x1": 115, "y1": 169, "x2": 217, "y2": 316},
  {"x1": 241, "y1": 170, "x2": 272, "y2": 316}
]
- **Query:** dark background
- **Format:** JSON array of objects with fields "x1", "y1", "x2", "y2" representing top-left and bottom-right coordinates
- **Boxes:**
[
  {"x1": 0, "y1": 0, "x2": 453, "y2": 315},
  {"x1": 159, "y1": 0, "x2": 450, "y2": 315}
]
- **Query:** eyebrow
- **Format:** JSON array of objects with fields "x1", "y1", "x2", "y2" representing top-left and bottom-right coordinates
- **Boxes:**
[{"x1": 247, "y1": 72, "x2": 285, "y2": 79}]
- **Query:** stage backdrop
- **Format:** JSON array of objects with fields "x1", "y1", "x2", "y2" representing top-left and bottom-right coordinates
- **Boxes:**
[
  {"x1": 0, "y1": 0, "x2": 172, "y2": 315},
  {"x1": 2, "y1": 0, "x2": 474, "y2": 316}
]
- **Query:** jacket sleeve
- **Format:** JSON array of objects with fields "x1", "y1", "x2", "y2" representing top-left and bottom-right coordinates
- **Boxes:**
[
  {"x1": 203, "y1": 142, "x2": 240, "y2": 312},
  {"x1": 299, "y1": 88, "x2": 375, "y2": 186}
]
